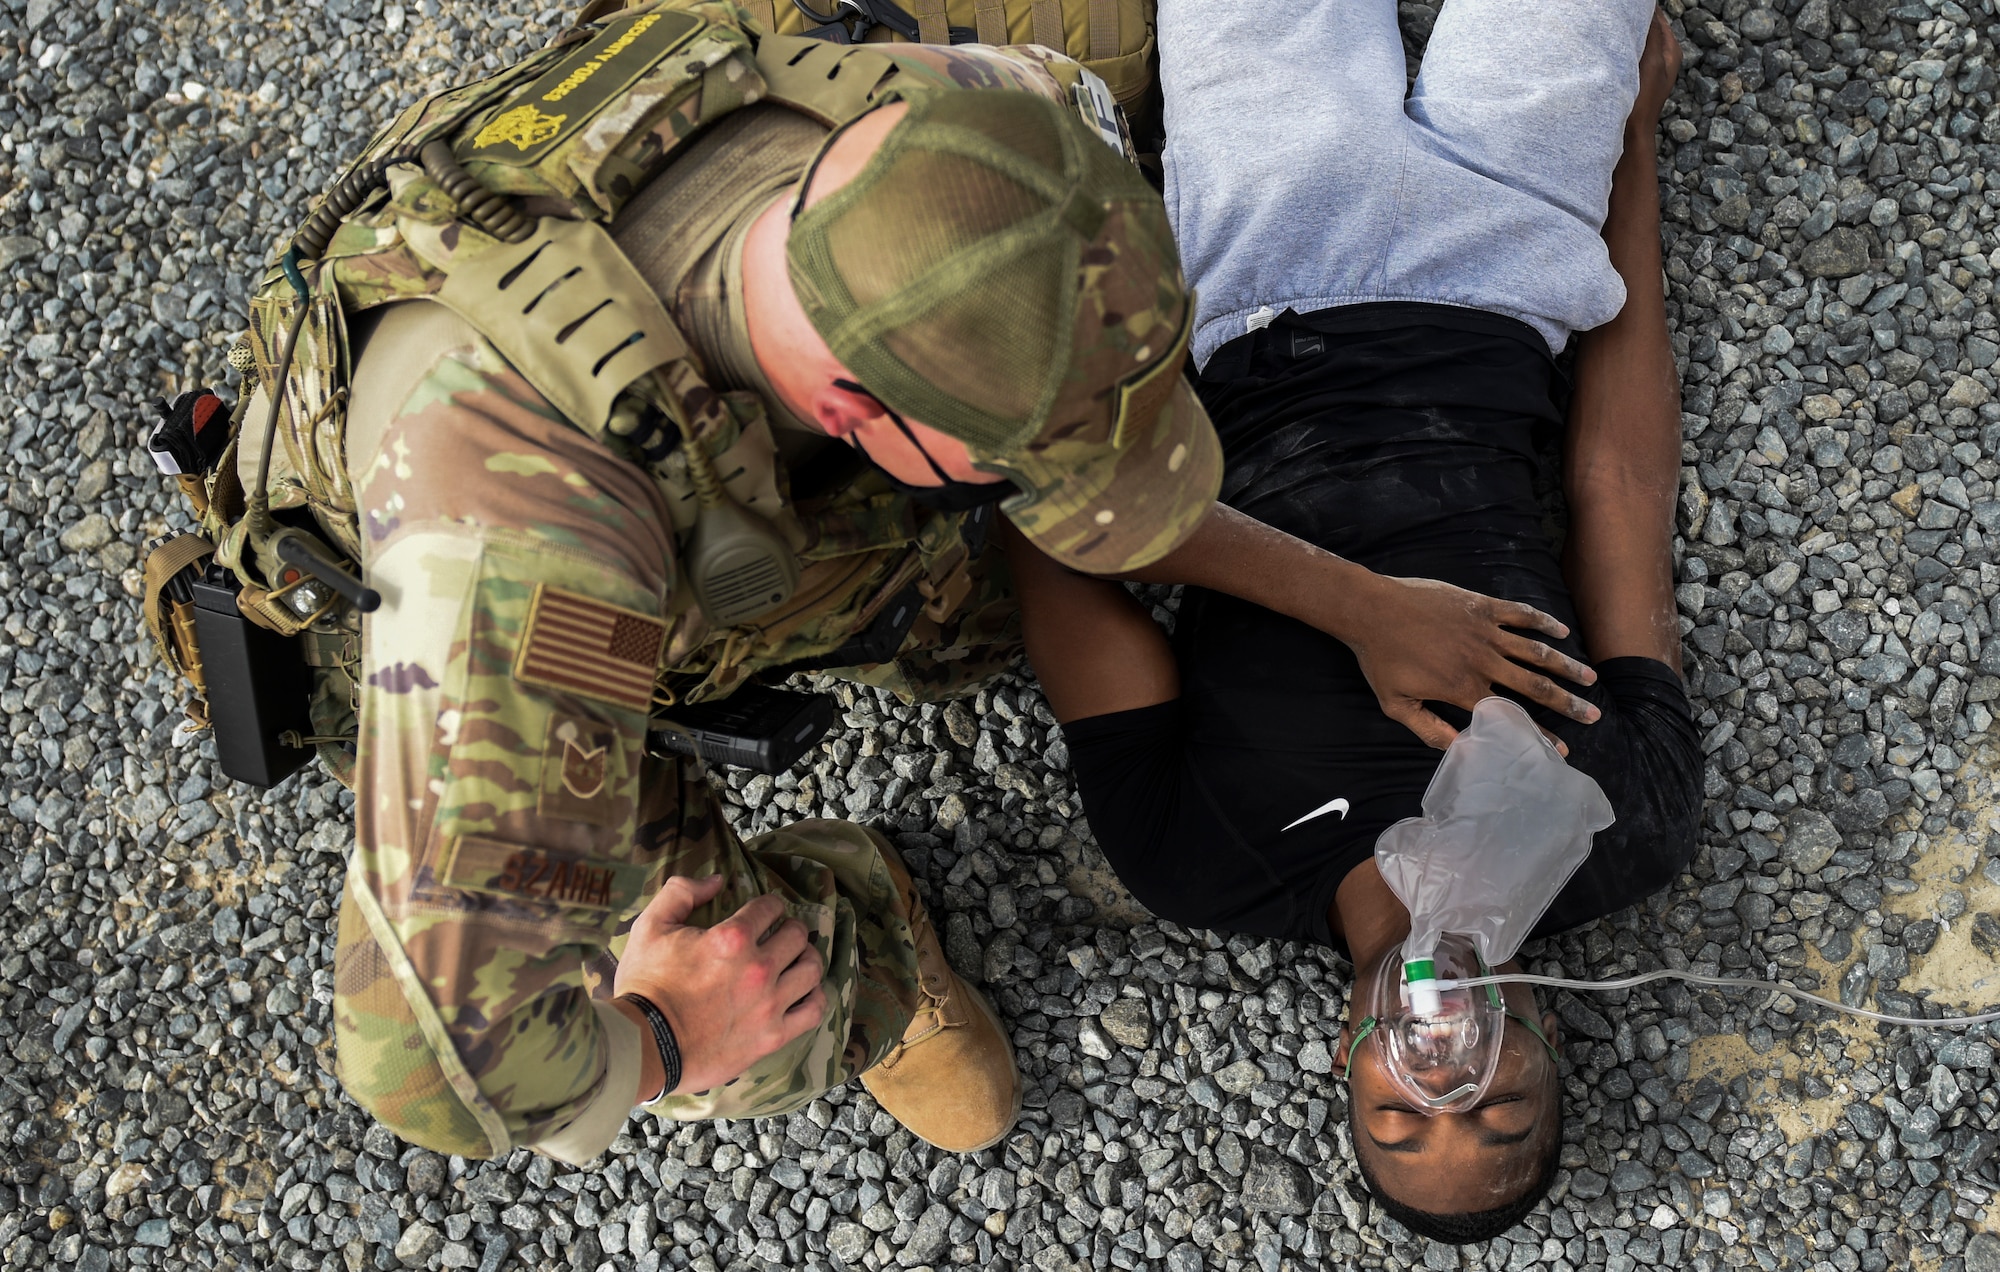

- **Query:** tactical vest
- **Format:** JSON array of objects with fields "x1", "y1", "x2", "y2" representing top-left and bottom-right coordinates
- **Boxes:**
[
  {"x1": 733, "y1": 0, "x2": 1155, "y2": 107},
  {"x1": 145, "y1": 0, "x2": 1129, "y2": 786}
]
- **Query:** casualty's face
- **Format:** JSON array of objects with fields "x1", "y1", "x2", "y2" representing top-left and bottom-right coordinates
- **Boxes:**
[{"x1": 1343, "y1": 960, "x2": 1561, "y2": 1212}]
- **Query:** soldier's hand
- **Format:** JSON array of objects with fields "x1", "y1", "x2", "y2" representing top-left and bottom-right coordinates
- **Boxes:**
[
  {"x1": 1341, "y1": 573, "x2": 1601, "y2": 752},
  {"x1": 614, "y1": 874, "x2": 827, "y2": 1099},
  {"x1": 1118, "y1": 503, "x2": 1599, "y2": 746}
]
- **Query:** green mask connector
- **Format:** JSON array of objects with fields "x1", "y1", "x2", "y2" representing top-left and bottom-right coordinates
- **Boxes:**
[{"x1": 1403, "y1": 957, "x2": 1442, "y2": 1016}]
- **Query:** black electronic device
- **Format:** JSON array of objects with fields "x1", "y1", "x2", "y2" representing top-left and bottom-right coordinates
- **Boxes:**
[
  {"x1": 647, "y1": 685, "x2": 837, "y2": 774},
  {"x1": 188, "y1": 565, "x2": 315, "y2": 787},
  {"x1": 848, "y1": 584, "x2": 923, "y2": 665},
  {"x1": 960, "y1": 500, "x2": 994, "y2": 557},
  {"x1": 790, "y1": 0, "x2": 920, "y2": 42},
  {"x1": 274, "y1": 530, "x2": 381, "y2": 612}
]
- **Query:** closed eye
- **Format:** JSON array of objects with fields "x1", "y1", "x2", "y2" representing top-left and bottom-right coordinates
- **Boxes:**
[
  {"x1": 1376, "y1": 1093, "x2": 1525, "y2": 1115},
  {"x1": 1370, "y1": 1099, "x2": 1538, "y2": 1152}
]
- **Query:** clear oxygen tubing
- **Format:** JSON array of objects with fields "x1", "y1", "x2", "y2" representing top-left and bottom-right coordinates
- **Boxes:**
[{"x1": 1441, "y1": 969, "x2": 2000, "y2": 1030}]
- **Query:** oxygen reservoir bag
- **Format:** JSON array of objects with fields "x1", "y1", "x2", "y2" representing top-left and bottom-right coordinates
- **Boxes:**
[{"x1": 1375, "y1": 697, "x2": 1615, "y2": 1014}]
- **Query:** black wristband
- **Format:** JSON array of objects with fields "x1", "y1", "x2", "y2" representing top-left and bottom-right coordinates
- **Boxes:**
[{"x1": 620, "y1": 993, "x2": 682, "y2": 1104}]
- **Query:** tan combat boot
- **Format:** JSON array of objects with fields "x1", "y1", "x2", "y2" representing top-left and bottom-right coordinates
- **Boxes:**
[{"x1": 862, "y1": 849, "x2": 1022, "y2": 1153}]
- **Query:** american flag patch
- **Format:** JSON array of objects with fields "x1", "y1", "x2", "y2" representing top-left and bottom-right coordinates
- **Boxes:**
[{"x1": 513, "y1": 584, "x2": 665, "y2": 712}]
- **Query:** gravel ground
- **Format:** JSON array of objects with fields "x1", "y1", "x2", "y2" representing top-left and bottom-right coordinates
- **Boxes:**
[{"x1": 9, "y1": 0, "x2": 2000, "y2": 1269}]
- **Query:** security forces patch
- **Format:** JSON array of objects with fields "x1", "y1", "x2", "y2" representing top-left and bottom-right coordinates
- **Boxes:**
[{"x1": 463, "y1": 8, "x2": 703, "y2": 167}]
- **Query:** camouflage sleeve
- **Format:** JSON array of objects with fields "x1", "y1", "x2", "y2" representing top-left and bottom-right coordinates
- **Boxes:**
[{"x1": 332, "y1": 306, "x2": 686, "y2": 1158}]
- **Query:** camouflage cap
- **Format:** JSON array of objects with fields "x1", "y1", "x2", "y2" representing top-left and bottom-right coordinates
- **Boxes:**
[{"x1": 785, "y1": 89, "x2": 1220, "y2": 573}]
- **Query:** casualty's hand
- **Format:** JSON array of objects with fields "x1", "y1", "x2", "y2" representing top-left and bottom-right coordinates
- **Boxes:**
[
  {"x1": 1633, "y1": 9, "x2": 1684, "y2": 133},
  {"x1": 1338, "y1": 572, "x2": 1600, "y2": 751},
  {"x1": 613, "y1": 874, "x2": 826, "y2": 1101}
]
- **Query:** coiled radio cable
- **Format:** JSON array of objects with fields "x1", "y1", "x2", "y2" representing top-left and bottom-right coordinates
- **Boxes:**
[
  {"x1": 419, "y1": 140, "x2": 532, "y2": 243},
  {"x1": 291, "y1": 138, "x2": 531, "y2": 262},
  {"x1": 292, "y1": 154, "x2": 396, "y2": 263}
]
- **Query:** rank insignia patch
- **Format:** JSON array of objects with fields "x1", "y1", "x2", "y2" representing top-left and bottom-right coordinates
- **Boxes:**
[
  {"x1": 514, "y1": 584, "x2": 665, "y2": 713},
  {"x1": 539, "y1": 715, "x2": 620, "y2": 826},
  {"x1": 563, "y1": 735, "x2": 607, "y2": 798}
]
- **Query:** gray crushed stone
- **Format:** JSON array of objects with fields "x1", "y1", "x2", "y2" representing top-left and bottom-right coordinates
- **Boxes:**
[{"x1": 6, "y1": 0, "x2": 2000, "y2": 1269}]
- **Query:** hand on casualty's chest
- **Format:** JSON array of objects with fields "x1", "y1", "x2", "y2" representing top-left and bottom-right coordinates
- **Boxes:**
[{"x1": 612, "y1": 874, "x2": 827, "y2": 1101}]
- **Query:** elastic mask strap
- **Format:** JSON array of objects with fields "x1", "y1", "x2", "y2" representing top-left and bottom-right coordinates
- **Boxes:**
[
  {"x1": 1478, "y1": 952, "x2": 1558, "y2": 1065},
  {"x1": 1477, "y1": 953, "x2": 1503, "y2": 1010},
  {"x1": 832, "y1": 378, "x2": 958, "y2": 484},
  {"x1": 1341, "y1": 1016, "x2": 1380, "y2": 1082},
  {"x1": 1508, "y1": 1009, "x2": 1560, "y2": 1065},
  {"x1": 789, "y1": 102, "x2": 903, "y2": 223},
  {"x1": 886, "y1": 410, "x2": 959, "y2": 484},
  {"x1": 790, "y1": 130, "x2": 846, "y2": 223}
]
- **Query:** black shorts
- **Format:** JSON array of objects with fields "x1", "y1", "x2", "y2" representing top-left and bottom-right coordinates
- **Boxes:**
[
  {"x1": 1065, "y1": 650, "x2": 1702, "y2": 950},
  {"x1": 1062, "y1": 306, "x2": 1703, "y2": 951}
]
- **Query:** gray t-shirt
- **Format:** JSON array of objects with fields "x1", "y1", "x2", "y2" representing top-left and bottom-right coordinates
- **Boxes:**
[{"x1": 1156, "y1": 0, "x2": 1655, "y2": 366}]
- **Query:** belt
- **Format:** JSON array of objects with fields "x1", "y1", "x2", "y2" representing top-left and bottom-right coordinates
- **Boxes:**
[{"x1": 1199, "y1": 301, "x2": 1557, "y2": 384}]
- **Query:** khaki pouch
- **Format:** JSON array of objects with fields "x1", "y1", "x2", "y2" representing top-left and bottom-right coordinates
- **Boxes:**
[{"x1": 142, "y1": 533, "x2": 217, "y2": 726}]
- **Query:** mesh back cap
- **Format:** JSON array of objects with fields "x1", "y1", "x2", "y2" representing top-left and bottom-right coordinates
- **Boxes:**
[{"x1": 788, "y1": 90, "x2": 1221, "y2": 573}]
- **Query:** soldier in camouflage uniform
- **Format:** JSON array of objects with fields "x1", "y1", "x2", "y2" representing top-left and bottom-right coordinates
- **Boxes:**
[
  {"x1": 312, "y1": 7, "x2": 1223, "y2": 1164},
  {"x1": 301, "y1": 1, "x2": 1600, "y2": 1164}
]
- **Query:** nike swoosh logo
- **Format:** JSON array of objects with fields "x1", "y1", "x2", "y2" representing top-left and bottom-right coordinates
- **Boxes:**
[{"x1": 1281, "y1": 797, "x2": 1350, "y2": 832}]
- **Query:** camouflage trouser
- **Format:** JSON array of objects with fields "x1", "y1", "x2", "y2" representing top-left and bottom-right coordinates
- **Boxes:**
[
  {"x1": 339, "y1": 754, "x2": 927, "y2": 1151},
  {"x1": 609, "y1": 794, "x2": 926, "y2": 1121},
  {"x1": 652, "y1": 560, "x2": 1023, "y2": 1119}
]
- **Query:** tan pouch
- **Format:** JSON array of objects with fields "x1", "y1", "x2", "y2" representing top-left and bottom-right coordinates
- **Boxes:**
[
  {"x1": 142, "y1": 533, "x2": 217, "y2": 726},
  {"x1": 740, "y1": 0, "x2": 1156, "y2": 105}
]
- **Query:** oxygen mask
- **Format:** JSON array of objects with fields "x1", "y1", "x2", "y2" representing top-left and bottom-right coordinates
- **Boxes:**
[
  {"x1": 1343, "y1": 698, "x2": 1602, "y2": 1113},
  {"x1": 1348, "y1": 934, "x2": 1556, "y2": 1115},
  {"x1": 1375, "y1": 696, "x2": 1613, "y2": 1009},
  {"x1": 1340, "y1": 701, "x2": 2000, "y2": 1110}
]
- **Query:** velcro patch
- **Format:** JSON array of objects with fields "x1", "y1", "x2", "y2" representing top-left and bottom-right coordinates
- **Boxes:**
[
  {"x1": 1110, "y1": 301, "x2": 1194, "y2": 450},
  {"x1": 441, "y1": 835, "x2": 654, "y2": 913},
  {"x1": 539, "y1": 715, "x2": 620, "y2": 826},
  {"x1": 462, "y1": 9, "x2": 702, "y2": 166},
  {"x1": 514, "y1": 583, "x2": 665, "y2": 713}
]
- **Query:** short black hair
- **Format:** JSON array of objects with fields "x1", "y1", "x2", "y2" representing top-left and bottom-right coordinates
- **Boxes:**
[{"x1": 1347, "y1": 1058, "x2": 1564, "y2": 1246}]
